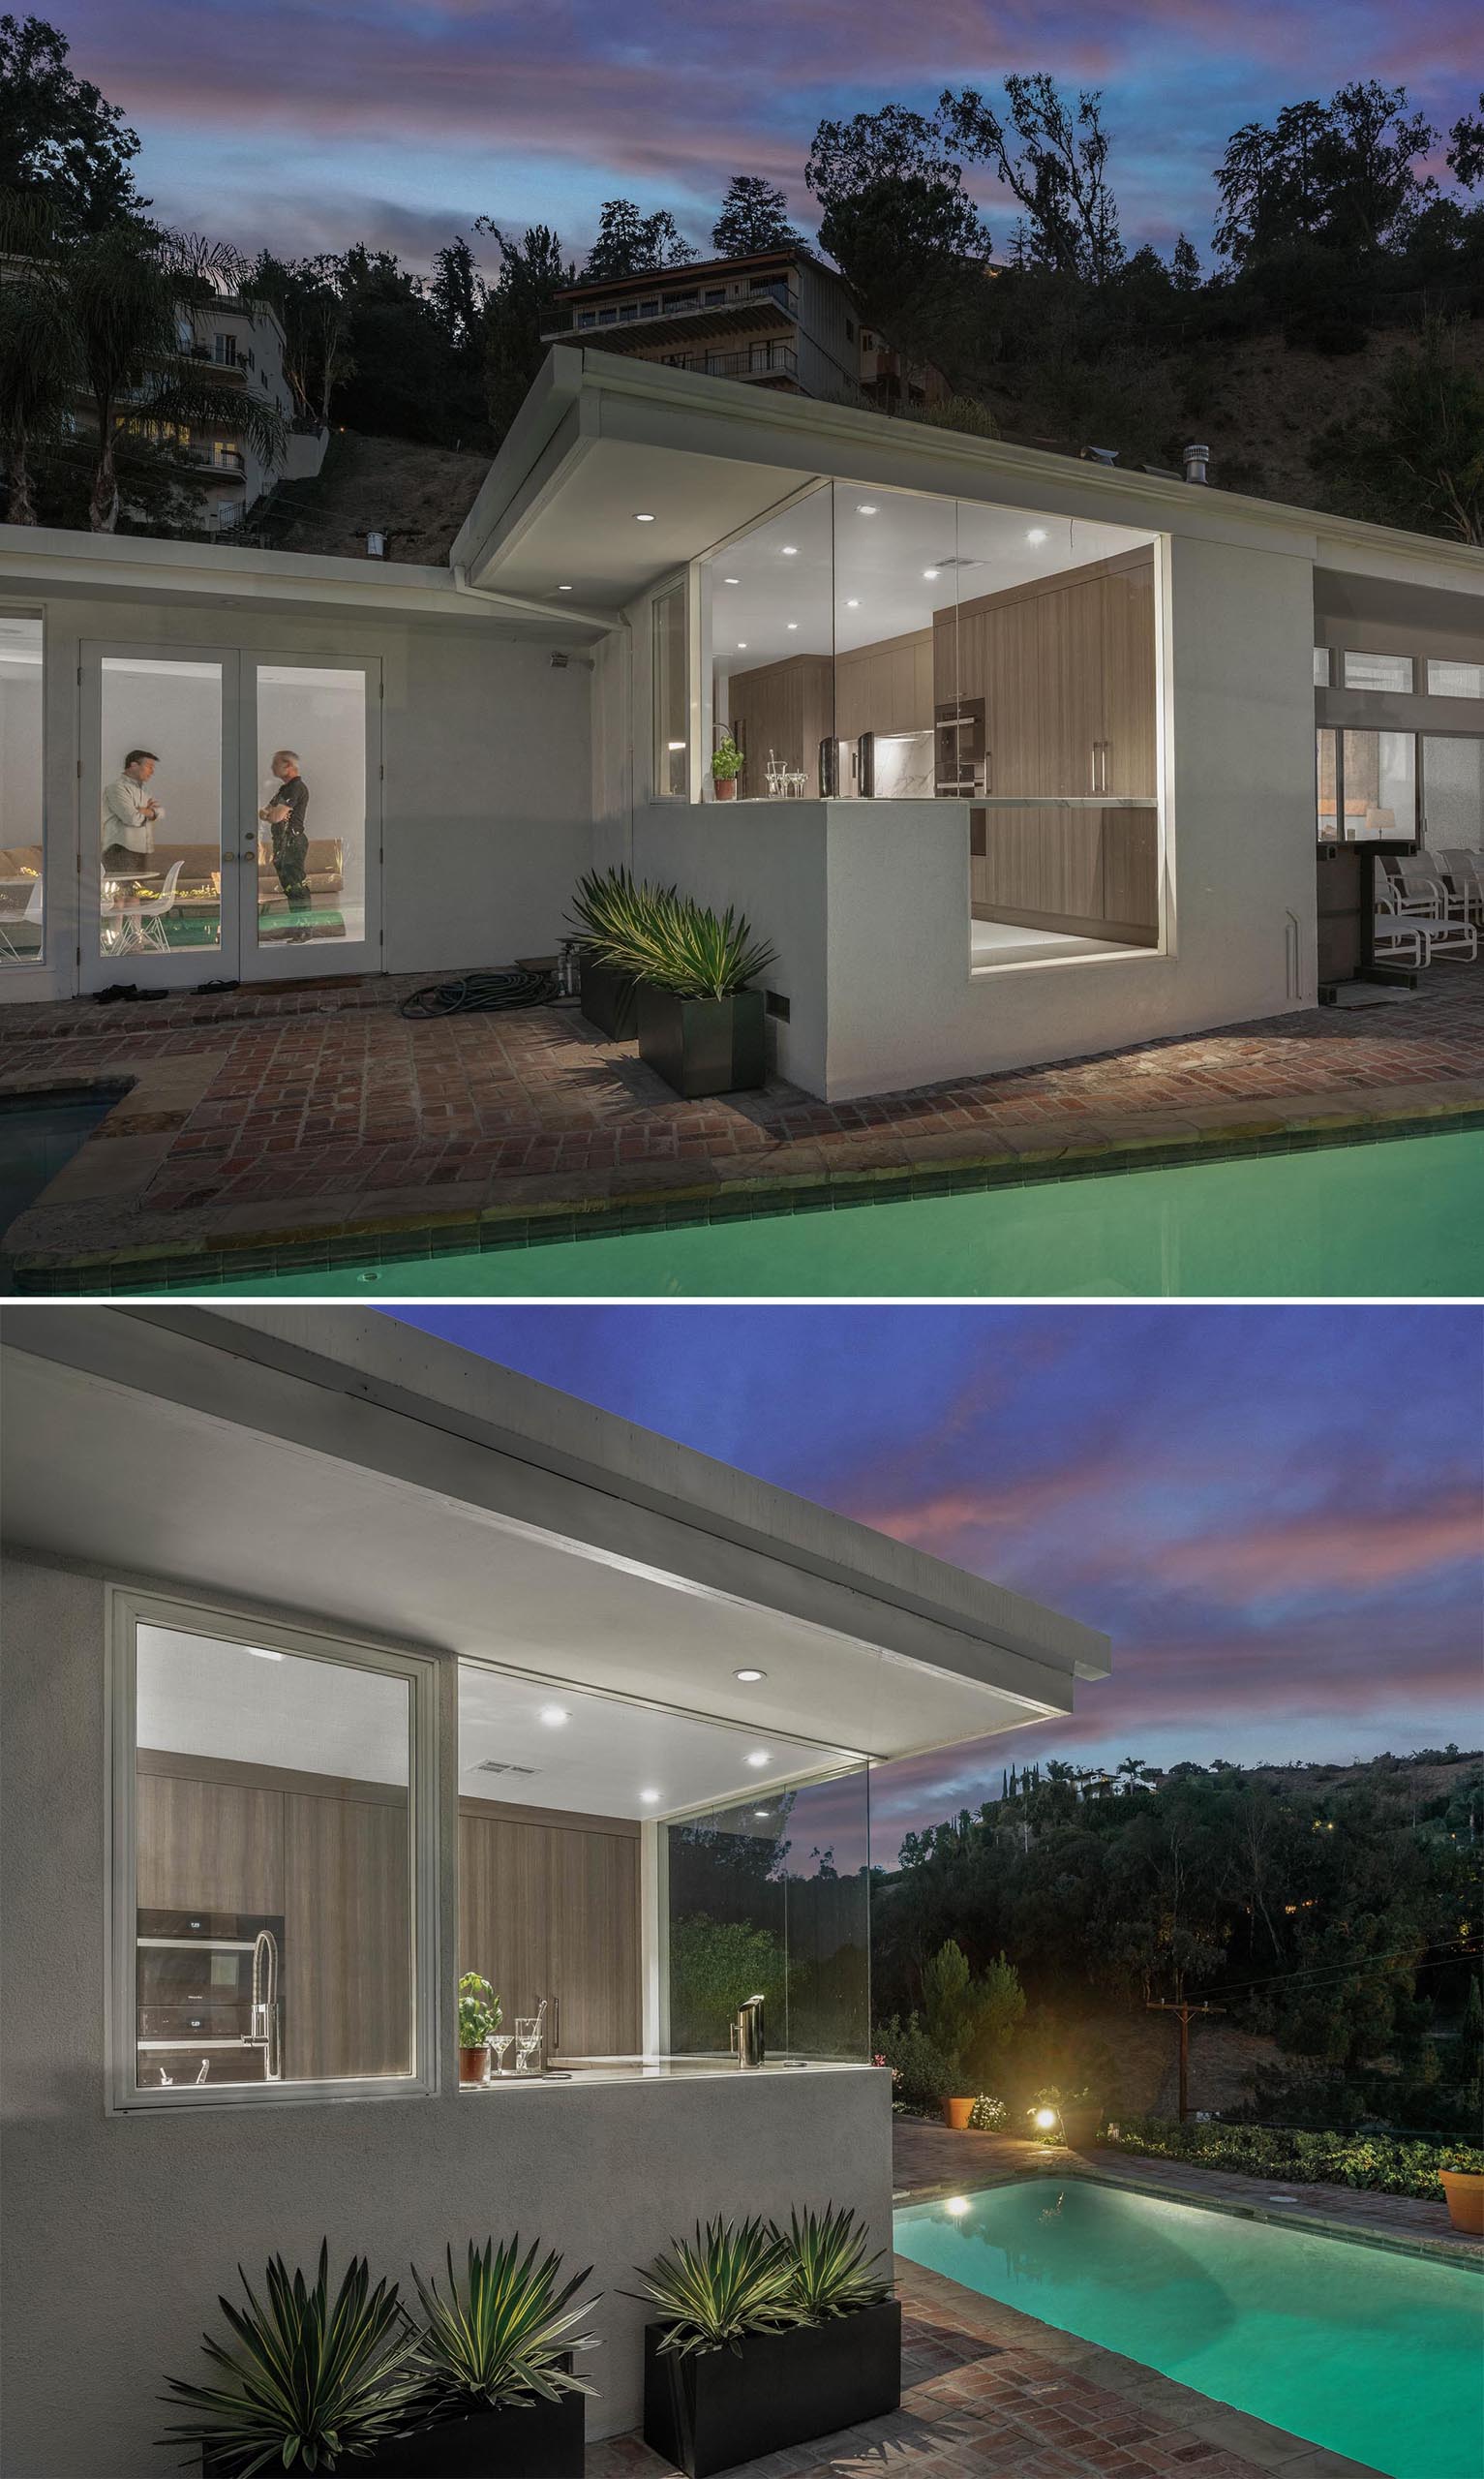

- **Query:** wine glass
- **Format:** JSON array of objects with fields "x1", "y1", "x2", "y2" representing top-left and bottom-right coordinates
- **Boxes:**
[{"x1": 489, "y1": 2033, "x2": 511, "y2": 2077}]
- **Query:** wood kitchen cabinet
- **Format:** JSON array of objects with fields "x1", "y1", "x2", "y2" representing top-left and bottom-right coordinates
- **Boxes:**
[
  {"x1": 940, "y1": 547, "x2": 1156, "y2": 800},
  {"x1": 136, "y1": 1757, "x2": 284, "y2": 1913},
  {"x1": 728, "y1": 654, "x2": 833, "y2": 797},
  {"x1": 284, "y1": 1787, "x2": 410, "y2": 2081},
  {"x1": 458, "y1": 1798, "x2": 642, "y2": 2060}
]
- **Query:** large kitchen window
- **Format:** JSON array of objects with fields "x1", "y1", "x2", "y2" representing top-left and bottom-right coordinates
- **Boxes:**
[
  {"x1": 109, "y1": 1594, "x2": 437, "y2": 2110},
  {"x1": 0, "y1": 612, "x2": 45, "y2": 967}
]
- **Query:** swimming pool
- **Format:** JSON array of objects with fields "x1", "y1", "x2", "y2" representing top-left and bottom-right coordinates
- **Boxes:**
[
  {"x1": 182, "y1": 1127, "x2": 1484, "y2": 1298},
  {"x1": 893, "y1": 2178, "x2": 1483, "y2": 2479}
]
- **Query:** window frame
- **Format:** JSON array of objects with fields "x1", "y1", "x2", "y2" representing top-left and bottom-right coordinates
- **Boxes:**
[
  {"x1": 106, "y1": 1587, "x2": 440, "y2": 2115},
  {"x1": 651, "y1": 579, "x2": 689, "y2": 799}
]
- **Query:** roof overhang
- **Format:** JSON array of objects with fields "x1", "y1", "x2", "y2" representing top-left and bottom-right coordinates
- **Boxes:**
[
  {"x1": 450, "y1": 346, "x2": 1484, "y2": 616},
  {"x1": 0, "y1": 1306, "x2": 1109, "y2": 1767}
]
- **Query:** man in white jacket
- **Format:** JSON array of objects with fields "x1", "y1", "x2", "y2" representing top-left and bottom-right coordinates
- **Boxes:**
[{"x1": 101, "y1": 750, "x2": 163, "y2": 881}]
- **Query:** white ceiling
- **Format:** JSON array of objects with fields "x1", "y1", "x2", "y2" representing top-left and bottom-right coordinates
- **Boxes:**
[
  {"x1": 712, "y1": 485, "x2": 1155, "y2": 675},
  {"x1": 3, "y1": 1347, "x2": 1066, "y2": 1765}
]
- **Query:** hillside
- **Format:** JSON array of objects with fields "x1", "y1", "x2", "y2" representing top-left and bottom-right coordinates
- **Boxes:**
[{"x1": 263, "y1": 431, "x2": 490, "y2": 565}]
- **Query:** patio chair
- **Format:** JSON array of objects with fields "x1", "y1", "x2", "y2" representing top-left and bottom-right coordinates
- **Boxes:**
[
  {"x1": 126, "y1": 860, "x2": 185, "y2": 955},
  {"x1": 0, "y1": 874, "x2": 43, "y2": 964},
  {"x1": 1392, "y1": 854, "x2": 1470, "y2": 926},
  {"x1": 1435, "y1": 850, "x2": 1484, "y2": 925},
  {"x1": 1374, "y1": 879, "x2": 1477, "y2": 967}
]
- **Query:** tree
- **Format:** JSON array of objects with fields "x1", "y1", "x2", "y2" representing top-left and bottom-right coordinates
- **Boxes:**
[
  {"x1": 805, "y1": 104, "x2": 991, "y2": 376},
  {"x1": 0, "y1": 11, "x2": 142, "y2": 230},
  {"x1": 250, "y1": 253, "x2": 353, "y2": 427},
  {"x1": 1170, "y1": 233, "x2": 1201, "y2": 290},
  {"x1": 942, "y1": 76, "x2": 1122, "y2": 283},
  {"x1": 0, "y1": 190, "x2": 77, "y2": 519},
  {"x1": 1448, "y1": 96, "x2": 1484, "y2": 190},
  {"x1": 921, "y1": 1939, "x2": 1025, "y2": 2088},
  {"x1": 712, "y1": 174, "x2": 802, "y2": 257},
  {"x1": 1310, "y1": 319, "x2": 1484, "y2": 546},
  {"x1": 1214, "y1": 83, "x2": 1438, "y2": 264},
  {"x1": 429, "y1": 235, "x2": 487, "y2": 352},
  {"x1": 583, "y1": 198, "x2": 695, "y2": 281},
  {"x1": 478, "y1": 221, "x2": 573, "y2": 442}
]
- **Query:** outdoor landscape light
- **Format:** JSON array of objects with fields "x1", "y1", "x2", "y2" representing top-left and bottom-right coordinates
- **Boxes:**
[
  {"x1": 1034, "y1": 2106, "x2": 1059, "y2": 2129},
  {"x1": 746, "y1": 1750, "x2": 770, "y2": 1767},
  {"x1": 538, "y1": 1705, "x2": 569, "y2": 1727},
  {"x1": 1026, "y1": 528, "x2": 1048, "y2": 545},
  {"x1": 734, "y1": 1668, "x2": 766, "y2": 1681},
  {"x1": 633, "y1": 511, "x2": 656, "y2": 522}
]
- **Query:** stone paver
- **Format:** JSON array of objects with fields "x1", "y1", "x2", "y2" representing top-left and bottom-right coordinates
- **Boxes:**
[{"x1": 3, "y1": 960, "x2": 1482, "y2": 1282}]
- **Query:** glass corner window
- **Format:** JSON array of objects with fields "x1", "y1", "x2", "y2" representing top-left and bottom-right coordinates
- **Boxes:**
[
  {"x1": 111, "y1": 1596, "x2": 435, "y2": 2107},
  {"x1": 651, "y1": 584, "x2": 687, "y2": 798}
]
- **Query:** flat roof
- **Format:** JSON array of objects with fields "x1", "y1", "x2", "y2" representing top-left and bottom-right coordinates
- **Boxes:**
[
  {"x1": 1, "y1": 1305, "x2": 1109, "y2": 1767},
  {"x1": 450, "y1": 345, "x2": 1484, "y2": 610}
]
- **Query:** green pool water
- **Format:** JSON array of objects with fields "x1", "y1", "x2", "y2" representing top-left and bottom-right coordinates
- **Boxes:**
[
  {"x1": 187, "y1": 1128, "x2": 1484, "y2": 1297},
  {"x1": 893, "y1": 2179, "x2": 1483, "y2": 2479}
]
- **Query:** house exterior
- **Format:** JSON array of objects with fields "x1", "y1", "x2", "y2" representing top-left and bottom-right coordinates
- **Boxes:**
[
  {"x1": 1, "y1": 345, "x2": 1480, "y2": 1095},
  {"x1": 540, "y1": 245, "x2": 947, "y2": 410},
  {"x1": 0, "y1": 1301, "x2": 1111, "y2": 2475},
  {"x1": 169, "y1": 293, "x2": 329, "y2": 534}
]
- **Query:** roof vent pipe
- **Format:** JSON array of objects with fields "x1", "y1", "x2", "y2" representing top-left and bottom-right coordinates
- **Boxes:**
[
  {"x1": 1183, "y1": 444, "x2": 1210, "y2": 485},
  {"x1": 1079, "y1": 444, "x2": 1119, "y2": 466}
]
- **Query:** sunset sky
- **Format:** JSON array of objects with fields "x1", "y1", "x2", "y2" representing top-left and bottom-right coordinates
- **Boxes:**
[
  {"x1": 392, "y1": 1306, "x2": 1484, "y2": 1857},
  {"x1": 50, "y1": 0, "x2": 1484, "y2": 271}
]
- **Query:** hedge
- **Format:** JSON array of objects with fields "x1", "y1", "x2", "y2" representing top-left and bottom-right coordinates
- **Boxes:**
[{"x1": 1104, "y1": 2114, "x2": 1484, "y2": 2200}]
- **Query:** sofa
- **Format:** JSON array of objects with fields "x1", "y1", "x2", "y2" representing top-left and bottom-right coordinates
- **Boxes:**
[{"x1": 114, "y1": 839, "x2": 346, "y2": 916}]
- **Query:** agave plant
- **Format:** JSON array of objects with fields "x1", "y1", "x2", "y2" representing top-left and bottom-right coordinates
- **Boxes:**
[
  {"x1": 159, "y1": 2242, "x2": 422, "y2": 2475},
  {"x1": 629, "y1": 2216, "x2": 806, "y2": 2360},
  {"x1": 409, "y1": 2236, "x2": 600, "y2": 2413},
  {"x1": 567, "y1": 866, "x2": 674, "y2": 959},
  {"x1": 569, "y1": 869, "x2": 775, "y2": 1001},
  {"x1": 773, "y1": 2205, "x2": 892, "y2": 2322}
]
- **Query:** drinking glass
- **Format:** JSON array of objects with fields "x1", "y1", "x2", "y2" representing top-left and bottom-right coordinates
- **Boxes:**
[
  {"x1": 514, "y1": 2017, "x2": 541, "y2": 2072},
  {"x1": 489, "y1": 2034, "x2": 511, "y2": 2077}
]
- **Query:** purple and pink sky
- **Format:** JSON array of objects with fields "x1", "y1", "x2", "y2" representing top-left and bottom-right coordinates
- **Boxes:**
[
  {"x1": 54, "y1": 1, "x2": 1483, "y2": 272},
  {"x1": 391, "y1": 1307, "x2": 1483, "y2": 1852}
]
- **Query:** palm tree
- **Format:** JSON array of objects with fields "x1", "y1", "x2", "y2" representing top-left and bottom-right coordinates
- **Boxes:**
[
  {"x1": 0, "y1": 260, "x2": 78, "y2": 522},
  {"x1": 58, "y1": 221, "x2": 285, "y2": 531}
]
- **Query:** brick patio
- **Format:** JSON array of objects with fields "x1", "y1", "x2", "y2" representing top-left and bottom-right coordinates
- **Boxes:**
[
  {"x1": 3, "y1": 961, "x2": 1483, "y2": 1283},
  {"x1": 585, "y1": 2120, "x2": 1475, "y2": 2479}
]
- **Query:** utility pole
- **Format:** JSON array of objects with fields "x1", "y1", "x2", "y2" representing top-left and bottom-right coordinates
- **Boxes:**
[{"x1": 1147, "y1": 1992, "x2": 1226, "y2": 2121}]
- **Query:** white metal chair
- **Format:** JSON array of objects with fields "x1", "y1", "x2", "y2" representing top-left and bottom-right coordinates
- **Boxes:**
[
  {"x1": 1394, "y1": 853, "x2": 1471, "y2": 926},
  {"x1": 1375, "y1": 878, "x2": 1476, "y2": 966},
  {"x1": 0, "y1": 875, "x2": 43, "y2": 964},
  {"x1": 1435, "y1": 849, "x2": 1484, "y2": 925},
  {"x1": 114, "y1": 859, "x2": 184, "y2": 956}
]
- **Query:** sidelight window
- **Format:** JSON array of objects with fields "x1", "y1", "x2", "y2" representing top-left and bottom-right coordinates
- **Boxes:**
[
  {"x1": 651, "y1": 582, "x2": 688, "y2": 797},
  {"x1": 109, "y1": 1594, "x2": 437, "y2": 2110}
]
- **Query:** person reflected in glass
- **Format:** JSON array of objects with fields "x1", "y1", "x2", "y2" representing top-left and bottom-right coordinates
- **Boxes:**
[
  {"x1": 258, "y1": 749, "x2": 312, "y2": 926},
  {"x1": 102, "y1": 748, "x2": 163, "y2": 940}
]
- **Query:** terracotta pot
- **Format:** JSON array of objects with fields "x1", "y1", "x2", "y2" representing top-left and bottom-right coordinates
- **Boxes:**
[
  {"x1": 458, "y1": 2044, "x2": 489, "y2": 2086},
  {"x1": 941, "y1": 2096, "x2": 975, "y2": 2130},
  {"x1": 712, "y1": 776, "x2": 738, "y2": 800},
  {"x1": 1439, "y1": 2169, "x2": 1484, "y2": 2234},
  {"x1": 1056, "y1": 2103, "x2": 1103, "y2": 2152}
]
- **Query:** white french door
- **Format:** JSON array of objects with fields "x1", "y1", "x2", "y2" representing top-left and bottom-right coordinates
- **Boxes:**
[{"x1": 79, "y1": 646, "x2": 380, "y2": 991}]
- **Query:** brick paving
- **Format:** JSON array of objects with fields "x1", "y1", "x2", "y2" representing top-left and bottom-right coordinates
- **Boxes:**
[
  {"x1": 585, "y1": 2118, "x2": 1475, "y2": 2479},
  {"x1": 2, "y1": 961, "x2": 1482, "y2": 1278}
]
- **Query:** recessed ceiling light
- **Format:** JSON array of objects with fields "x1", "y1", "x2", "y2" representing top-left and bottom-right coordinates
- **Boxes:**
[
  {"x1": 723, "y1": 576, "x2": 741, "y2": 585},
  {"x1": 923, "y1": 567, "x2": 940, "y2": 580},
  {"x1": 556, "y1": 584, "x2": 573, "y2": 593},
  {"x1": 640, "y1": 1789, "x2": 661, "y2": 1805},
  {"x1": 1026, "y1": 528, "x2": 1048, "y2": 545},
  {"x1": 746, "y1": 1750, "x2": 771, "y2": 1768},
  {"x1": 633, "y1": 511, "x2": 656, "y2": 523},
  {"x1": 856, "y1": 503, "x2": 878, "y2": 515},
  {"x1": 737, "y1": 641, "x2": 747, "y2": 649},
  {"x1": 734, "y1": 1668, "x2": 766, "y2": 1682},
  {"x1": 753, "y1": 1809, "x2": 771, "y2": 1818},
  {"x1": 780, "y1": 544, "x2": 798, "y2": 556},
  {"x1": 538, "y1": 1705, "x2": 569, "y2": 1727},
  {"x1": 844, "y1": 598, "x2": 861, "y2": 609},
  {"x1": 667, "y1": 739, "x2": 685, "y2": 750},
  {"x1": 249, "y1": 1647, "x2": 285, "y2": 1662},
  {"x1": 786, "y1": 621, "x2": 799, "y2": 630}
]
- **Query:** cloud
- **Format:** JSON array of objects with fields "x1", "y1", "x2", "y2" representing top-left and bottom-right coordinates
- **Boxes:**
[{"x1": 1152, "y1": 1487, "x2": 1483, "y2": 1596}]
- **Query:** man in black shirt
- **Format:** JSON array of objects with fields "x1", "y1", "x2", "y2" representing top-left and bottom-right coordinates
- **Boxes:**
[{"x1": 259, "y1": 750, "x2": 311, "y2": 912}]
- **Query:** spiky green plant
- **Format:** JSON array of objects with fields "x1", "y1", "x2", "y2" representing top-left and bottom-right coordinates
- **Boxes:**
[
  {"x1": 773, "y1": 2205, "x2": 892, "y2": 2322},
  {"x1": 159, "y1": 2243, "x2": 422, "y2": 2475},
  {"x1": 569, "y1": 868, "x2": 776, "y2": 1000},
  {"x1": 568, "y1": 865, "x2": 674, "y2": 959},
  {"x1": 629, "y1": 2217, "x2": 807, "y2": 2359},
  {"x1": 409, "y1": 2236, "x2": 600, "y2": 2413}
]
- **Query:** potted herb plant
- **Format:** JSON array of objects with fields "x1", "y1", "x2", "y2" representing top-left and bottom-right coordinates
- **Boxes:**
[
  {"x1": 567, "y1": 865, "x2": 668, "y2": 1040},
  {"x1": 710, "y1": 735, "x2": 743, "y2": 801},
  {"x1": 458, "y1": 1972, "x2": 500, "y2": 2086},
  {"x1": 161, "y1": 2236, "x2": 599, "y2": 2478},
  {"x1": 635, "y1": 2207, "x2": 898, "y2": 2479}
]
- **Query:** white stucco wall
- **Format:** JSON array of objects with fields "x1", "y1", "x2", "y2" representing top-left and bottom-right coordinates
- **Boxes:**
[{"x1": 0, "y1": 1549, "x2": 893, "y2": 2479}]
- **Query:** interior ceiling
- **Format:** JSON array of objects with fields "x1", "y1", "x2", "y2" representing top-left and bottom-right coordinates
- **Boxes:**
[
  {"x1": 713, "y1": 487, "x2": 1154, "y2": 673},
  {"x1": 136, "y1": 1622, "x2": 843, "y2": 1820},
  {"x1": 3, "y1": 1352, "x2": 1057, "y2": 1764}
]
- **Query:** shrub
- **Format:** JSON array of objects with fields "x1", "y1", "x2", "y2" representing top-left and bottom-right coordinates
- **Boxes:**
[
  {"x1": 668, "y1": 1915, "x2": 788, "y2": 2053},
  {"x1": 969, "y1": 2095, "x2": 1007, "y2": 2131},
  {"x1": 922, "y1": 1940, "x2": 1025, "y2": 2089},
  {"x1": 872, "y1": 2013, "x2": 954, "y2": 2113},
  {"x1": 1104, "y1": 2114, "x2": 1484, "y2": 2200},
  {"x1": 569, "y1": 867, "x2": 776, "y2": 999},
  {"x1": 409, "y1": 2236, "x2": 599, "y2": 2413},
  {"x1": 631, "y1": 2218, "x2": 805, "y2": 2359}
]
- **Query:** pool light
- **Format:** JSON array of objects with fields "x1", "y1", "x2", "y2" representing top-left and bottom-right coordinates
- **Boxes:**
[{"x1": 944, "y1": 2195, "x2": 971, "y2": 2218}]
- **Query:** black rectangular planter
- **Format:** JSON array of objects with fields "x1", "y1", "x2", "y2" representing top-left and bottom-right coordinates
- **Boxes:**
[
  {"x1": 643, "y1": 2301, "x2": 901, "y2": 2478},
  {"x1": 636, "y1": 987, "x2": 767, "y2": 1100},
  {"x1": 203, "y1": 2387, "x2": 584, "y2": 2478},
  {"x1": 578, "y1": 954, "x2": 638, "y2": 1040}
]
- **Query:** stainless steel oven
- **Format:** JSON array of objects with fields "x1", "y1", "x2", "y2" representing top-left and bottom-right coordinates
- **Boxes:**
[{"x1": 135, "y1": 1909, "x2": 284, "y2": 2088}]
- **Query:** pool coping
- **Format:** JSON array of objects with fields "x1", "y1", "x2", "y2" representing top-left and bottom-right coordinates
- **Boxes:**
[
  {"x1": 5, "y1": 1066, "x2": 1483, "y2": 1293},
  {"x1": 893, "y1": 2154, "x2": 1484, "y2": 2274}
]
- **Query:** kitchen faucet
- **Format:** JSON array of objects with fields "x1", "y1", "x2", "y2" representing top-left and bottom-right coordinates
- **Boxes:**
[{"x1": 244, "y1": 1927, "x2": 282, "y2": 2080}]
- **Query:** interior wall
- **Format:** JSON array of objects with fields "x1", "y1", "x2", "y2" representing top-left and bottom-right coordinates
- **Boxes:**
[
  {"x1": 256, "y1": 667, "x2": 368, "y2": 922},
  {"x1": 100, "y1": 658, "x2": 222, "y2": 854},
  {"x1": 0, "y1": 1549, "x2": 893, "y2": 2477}
]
